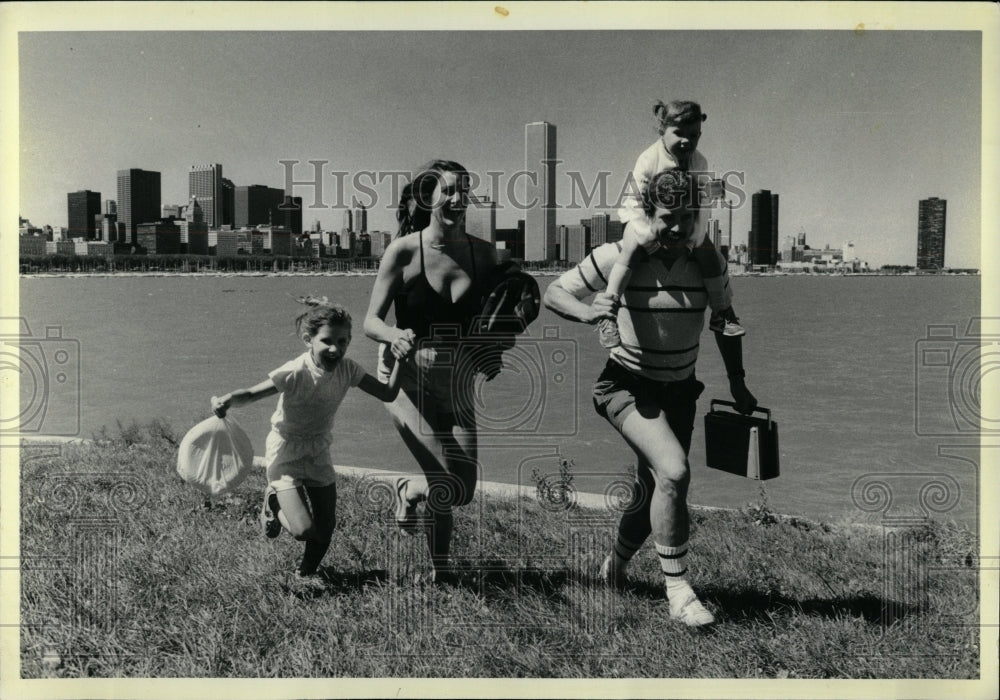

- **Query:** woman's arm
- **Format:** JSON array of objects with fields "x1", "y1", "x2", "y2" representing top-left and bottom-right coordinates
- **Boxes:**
[
  {"x1": 363, "y1": 240, "x2": 416, "y2": 359},
  {"x1": 212, "y1": 379, "x2": 278, "y2": 417}
]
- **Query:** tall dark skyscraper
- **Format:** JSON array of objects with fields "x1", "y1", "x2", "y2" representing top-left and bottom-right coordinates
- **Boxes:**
[
  {"x1": 750, "y1": 190, "x2": 779, "y2": 265},
  {"x1": 221, "y1": 178, "x2": 235, "y2": 228},
  {"x1": 67, "y1": 190, "x2": 101, "y2": 240},
  {"x1": 234, "y1": 185, "x2": 285, "y2": 228},
  {"x1": 917, "y1": 197, "x2": 947, "y2": 270},
  {"x1": 525, "y1": 121, "x2": 557, "y2": 261},
  {"x1": 189, "y1": 164, "x2": 224, "y2": 228},
  {"x1": 117, "y1": 169, "x2": 161, "y2": 245},
  {"x1": 274, "y1": 196, "x2": 303, "y2": 235}
]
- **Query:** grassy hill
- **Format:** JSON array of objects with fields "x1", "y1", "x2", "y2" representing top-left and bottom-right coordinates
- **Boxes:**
[{"x1": 18, "y1": 421, "x2": 980, "y2": 679}]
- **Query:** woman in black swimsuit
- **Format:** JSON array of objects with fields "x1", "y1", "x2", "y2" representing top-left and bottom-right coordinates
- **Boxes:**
[{"x1": 364, "y1": 160, "x2": 497, "y2": 582}]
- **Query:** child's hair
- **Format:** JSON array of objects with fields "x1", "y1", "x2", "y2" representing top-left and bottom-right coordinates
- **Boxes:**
[
  {"x1": 395, "y1": 159, "x2": 469, "y2": 238},
  {"x1": 641, "y1": 168, "x2": 694, "y2": 216},
  {"x1": 294, "y1": 295, "x2": 352, "y2": 337},
  {"x1": 653, "y1": 100, "x2": 707, "y2": 135}
]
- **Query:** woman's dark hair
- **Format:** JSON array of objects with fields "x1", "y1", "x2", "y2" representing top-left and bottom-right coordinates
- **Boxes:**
[
  {"x1": 395, "y1": 159, "x2": 469, "y2": 238},
  {"x1": 293, "y1": 295, "x2": 352, "y2": 337},
  {"x1": 653, "y1": 100, "x2": 707, "y2": 135},
  {"x1": 641, "y1": 168, "x2": 694, "y2": 216}
]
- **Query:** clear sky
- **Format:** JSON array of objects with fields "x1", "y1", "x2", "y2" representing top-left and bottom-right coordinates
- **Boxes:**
[{"x1": 16, "y1": 25, "x2": 985, "y2": 268}]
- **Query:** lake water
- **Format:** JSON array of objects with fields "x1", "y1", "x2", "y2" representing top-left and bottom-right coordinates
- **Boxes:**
[{"x1": 15, "y1": 273, "x2": 983, "y2": 527}]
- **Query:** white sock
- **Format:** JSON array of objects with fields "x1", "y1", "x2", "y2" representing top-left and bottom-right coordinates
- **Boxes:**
[{"x1": 655, "y1": 542, "x2": 691, "y2": 601}]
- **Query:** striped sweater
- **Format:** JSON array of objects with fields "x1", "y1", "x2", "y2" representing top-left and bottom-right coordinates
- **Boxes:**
[{"x1": 557, "y1": 241, "x2": 733, "y2": 382}]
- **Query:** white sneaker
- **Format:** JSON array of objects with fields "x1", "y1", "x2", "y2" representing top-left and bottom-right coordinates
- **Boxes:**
[{"x1": 669, "y1": 589, "x2": 716, "y2": 627}]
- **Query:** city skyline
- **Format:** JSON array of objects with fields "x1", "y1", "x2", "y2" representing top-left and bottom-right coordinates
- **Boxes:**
[{"x1": 11, "y1": 15, "x2": 992, "y2": 269}]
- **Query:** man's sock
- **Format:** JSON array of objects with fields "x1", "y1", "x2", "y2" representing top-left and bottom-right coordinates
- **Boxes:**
[{"x1": 655, "y1": 542, "x2": 692, "y2": 600}]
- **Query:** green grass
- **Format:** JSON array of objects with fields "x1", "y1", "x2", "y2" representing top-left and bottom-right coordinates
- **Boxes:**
[{"x1": 19, "y1": 421, "x2": 980, "y2": 678}]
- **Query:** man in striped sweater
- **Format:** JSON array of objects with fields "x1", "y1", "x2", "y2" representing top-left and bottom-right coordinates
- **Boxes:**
[{"x1": 543, "y1": 168, "x2": 758, "y2": 627}]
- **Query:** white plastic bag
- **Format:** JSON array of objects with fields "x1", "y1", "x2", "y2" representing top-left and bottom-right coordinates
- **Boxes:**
[{"x1": 176, "y1": 415, "x2": 254, "y2": 496}]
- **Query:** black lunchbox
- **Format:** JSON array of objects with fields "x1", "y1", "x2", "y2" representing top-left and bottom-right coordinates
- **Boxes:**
[{"x1": 703, "y1": 400, "x2": 780, "y2": 480}]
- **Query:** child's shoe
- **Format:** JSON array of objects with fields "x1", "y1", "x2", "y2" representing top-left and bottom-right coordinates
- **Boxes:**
[
  {"x1": 597, "y1": 319, "x2": 621, "y2": 348},
  {"x1": 597, "y1": 293, "x2": 622, "y2": 348},
  {"x1": 260, "y1": 486, "x2": 281, "y2": 539},
  {"x1": 708, "y1": 307, "x2": 746, "y2": 337},
  {"x1": 394, "y1": 476, "x2": 420, "y2": 535}
]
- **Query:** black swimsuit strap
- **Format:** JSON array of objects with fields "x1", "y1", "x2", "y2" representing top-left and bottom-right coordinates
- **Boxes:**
[{"x1": 418, "y1": 229, "x2": 426, "y2": 275}]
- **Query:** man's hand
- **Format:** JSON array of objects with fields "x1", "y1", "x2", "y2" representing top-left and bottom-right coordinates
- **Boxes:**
[{"x1": 729, "y1": 377, "x2": 758, "y2": 415}]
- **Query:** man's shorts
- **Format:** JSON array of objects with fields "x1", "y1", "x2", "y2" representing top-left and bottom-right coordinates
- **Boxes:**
[
  {"x1": 592, "y1": 359, "x2": 704, "y2": 454},
  {"x1": 264, "y1": 430, "x2": 337, "y2": 492}
]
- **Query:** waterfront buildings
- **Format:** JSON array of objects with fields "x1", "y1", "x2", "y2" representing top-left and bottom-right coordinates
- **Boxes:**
[
  {"x1": 67, "y1": 190, "x2": 101, "y2": 240},
  {"x1": 136, "y1": 221, "x2": 181, "y2": 255},
  {"x1": 917, "y1": 197, "x2": 947, "y2": 270},
  {"x1": 496, "y1": 220, "x2": 525, "y2": 260},
  {"x1": 524, "y1": 121, "x2": 557, "y2": 261},
  {"x1": 116, "y1": 168, "x2": 161, "y2": 245}
]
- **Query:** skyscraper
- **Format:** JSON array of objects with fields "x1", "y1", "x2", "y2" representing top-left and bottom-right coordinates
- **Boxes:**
[
  {"x1": 235, "y1": 185, "x2": 285, "y2": 228},
  {"x1": 117, "y1": 169, "x2": 161, "y2": 245},
  {"x1": 221, "y1": 178, "x2": 235, "y2": 228},
  {"x1": 189, "y1": 164, "x2": 224, "y2": 228},
  {"x1": 750, "y1": 190, "x2": 779, "y2": 265},
  {"x1": 917, "y1": 197, "x2": 947, "y2": 270},
  {"x1": 524, "y1": 121, "x2": 557, "y2": 261},
  {"x1": 353, "y1": 205, "x2": 368, "y2": 234},
  {"x1": 274, "y1": 196, "x2": 303, "y2": 235},
  {"x1": 590, "y1": 213, "x2": 610, "y2": 247},
  {"x1": 67, "y1": 190, "x2": 101, "y2": 240},
  {"x1": 465, "y1": 195, "x2": 497, "y2": 242}
]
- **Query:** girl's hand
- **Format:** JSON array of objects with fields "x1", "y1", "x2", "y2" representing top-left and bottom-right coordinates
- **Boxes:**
[
  {"x1": 211, "y1": 395, "x2": 230, "y2": 418},
  {"x1": 390, "y1": 328, "x2": 416, "y2": 360}
]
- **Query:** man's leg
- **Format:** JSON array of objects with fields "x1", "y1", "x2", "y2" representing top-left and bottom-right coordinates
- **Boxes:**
[
  {"x1": 616, "y1": 405, "x2": 714, "y2": 626},
  {"x1": 602, "y1": 458, "x2": 654, "y2": 588}
]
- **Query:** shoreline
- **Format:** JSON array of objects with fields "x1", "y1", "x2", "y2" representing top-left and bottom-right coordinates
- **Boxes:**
[
  {"x1": 17, "y1": 435, "x2": 952, "y2": 534},
  {"x1": 18, "y1": 270, "x2": 979, "y2": 280}
]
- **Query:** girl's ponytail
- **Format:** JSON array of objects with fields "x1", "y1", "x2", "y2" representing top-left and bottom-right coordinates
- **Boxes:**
[{"x1": 293, "y1": 295, "x2": 351, "y2": 337}]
